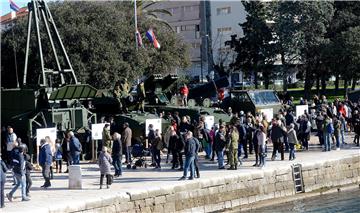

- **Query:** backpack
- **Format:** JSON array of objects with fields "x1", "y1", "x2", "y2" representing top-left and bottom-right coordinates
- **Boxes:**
[{"x1": 327, "y1": 122, "x2": 334, "y2": 134}]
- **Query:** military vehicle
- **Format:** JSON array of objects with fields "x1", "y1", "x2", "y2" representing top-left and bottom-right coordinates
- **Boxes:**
[
  {"x1": 2, "y1": 0, "x2": 174, "y2": 160},
  {"x1": 1, "y1": 0, "x2": 98, "y2": 158},
  {"x1": 142, "y1": 74, "x2": 232, "y2": 124},
  {"x1": 221, "y1": 89, "x2": 282, "y2": 117},
  {"x1": 187, "y1": 76, "x2": 229, "y2": 103}
]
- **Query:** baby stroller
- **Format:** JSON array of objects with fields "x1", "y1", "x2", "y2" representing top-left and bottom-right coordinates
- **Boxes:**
[{"x1": 128, "y1": 143, "x2": 150, "y2": 169}]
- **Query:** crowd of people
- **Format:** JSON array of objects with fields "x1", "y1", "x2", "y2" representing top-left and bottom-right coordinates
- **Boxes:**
[
  {"x1": 0, "y1": 128, "x2": 82, "y2": 207},
  {"x1": 0, "y1": 95, "x2": 359, "y2": 208}
]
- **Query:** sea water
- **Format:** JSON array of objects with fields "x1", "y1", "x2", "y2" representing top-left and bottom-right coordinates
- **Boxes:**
[{"x1": 244, "y1": 189, "x2": 360, "y2": 212}]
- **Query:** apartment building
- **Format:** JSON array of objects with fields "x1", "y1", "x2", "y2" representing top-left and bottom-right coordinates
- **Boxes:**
[
  {"x1": 209, "y1": 1, "x2": 246, "y2": 69},
  {"x1": 151, "y1": 1, "x2": 207, "y2": 77}
]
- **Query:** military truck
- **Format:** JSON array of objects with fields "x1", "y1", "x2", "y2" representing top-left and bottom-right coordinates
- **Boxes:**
[
  {"x1": 1, "y1": 0, "x2": 99, "y2": 160},
  {"x1": 221, "y1": 89, "x2": 282, "y2": 117}
]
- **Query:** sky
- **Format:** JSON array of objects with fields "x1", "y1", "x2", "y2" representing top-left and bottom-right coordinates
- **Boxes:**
[{"x1": 1, "y1": 0, "x2": 29, "y2": 16}]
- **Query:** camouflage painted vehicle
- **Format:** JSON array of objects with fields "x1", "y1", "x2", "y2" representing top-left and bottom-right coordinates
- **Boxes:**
[
  {"x1": 142, "y1": 74, "x2": 231, "y2": 125},
  {"x1": 113, "y1": 112, "x2": 170, "y2": 142},
  {"x1": 221, "y1": 89, "x2": 282, "y2": 116},
  {"x1": 1, "y1": 85, "x2": 97, "y2": 155}
]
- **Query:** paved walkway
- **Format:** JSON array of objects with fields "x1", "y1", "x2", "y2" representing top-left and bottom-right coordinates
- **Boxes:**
[{"x1": 2, "y1": 133, "x2": 360, "y2": 213}]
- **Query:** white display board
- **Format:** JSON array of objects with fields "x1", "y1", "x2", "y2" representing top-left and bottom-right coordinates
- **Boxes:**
[
  {"x1": 260, "y1": 108, "x2": 273, "y2": 122},
  {"x1": 296, "y1": 105, "x2": 309, "y2": 118},
  {"x1": 145, "y1": 119, "x2": 162, "y2": 136},
  {"x1": 204, "y1": 116, "x2": 215, "y2": 130},
  {"x1": 91, "y1": 123, "x2": 109, "y2": 140},
  {"x1": 36, "y1": 127, "x2": 57, "y2": 146}
]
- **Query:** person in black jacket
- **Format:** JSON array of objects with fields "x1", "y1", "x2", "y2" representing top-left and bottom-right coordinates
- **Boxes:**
[
  {"x1": 112, "y1": 132, "x2": 122, "y2": 177},
  {"x1": 1, "y1": 155, "x2": 8, "y2": 208},
  {"x1": 270, "y1": 119, "x2": 287, "y2": 161},
  {"x1": 169, "y1": 130, "x2": 182, "y2": 169},
  {"x1": 6, "y1": 145, "x2": 30, "y2": 202},
  {"x1": 22, "y1": 145, "x2": 33, "y2": 197},
  {"x1": 62, "y1": 134, "x2": 71, "y2": 173},
  {"x1": 214, "y1": 125, "x2": 227, "y2": 169}
]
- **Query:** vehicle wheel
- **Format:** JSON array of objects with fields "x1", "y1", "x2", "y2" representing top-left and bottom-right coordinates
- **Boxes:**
[
  {"x1": 127, "y1": 164, "x2": 131, "y2": 169},
  {"x1": 132, "y1": 165, "x2": 137, "y2": 169}
]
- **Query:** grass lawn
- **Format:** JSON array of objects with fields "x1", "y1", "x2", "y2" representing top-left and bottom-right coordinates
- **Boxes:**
[{"x1": 287, "y1": 85, "x2": 360, "y2": 91}]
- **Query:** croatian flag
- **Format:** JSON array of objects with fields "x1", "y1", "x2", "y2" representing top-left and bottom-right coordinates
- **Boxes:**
[
  {"x1": 146, "y1": 29, "x2": 161, "y2": 49},
  {"x1": 9, "y1": 0, "x2": 20, "y2": 12},
  {"x1": 136, "y1": 29, "x2": 143, "y2": 48}
]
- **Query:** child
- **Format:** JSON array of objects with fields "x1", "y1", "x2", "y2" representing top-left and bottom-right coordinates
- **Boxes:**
[
  {"x1": 54, "y1": 139, "x2": 63, "y2": 173},
  {"x1": 98, "y1": 147, "x2": 113, "y2": 189},
  {"x1": 23, "y1": 145, "x2": 33, "y2": 197}
]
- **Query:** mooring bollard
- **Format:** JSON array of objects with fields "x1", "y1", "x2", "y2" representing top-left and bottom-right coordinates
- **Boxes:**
[{"x1": 68, "y1": 165, "x2": 82, "y2": 189}]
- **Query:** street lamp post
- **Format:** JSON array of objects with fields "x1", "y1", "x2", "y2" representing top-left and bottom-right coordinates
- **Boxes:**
[{"x1": 200, "y1": 34, "x2": 209, "y2": 83}]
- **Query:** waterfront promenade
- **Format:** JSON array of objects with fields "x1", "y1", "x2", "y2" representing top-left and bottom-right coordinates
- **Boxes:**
[{"x1": 2, "y1": 134, "x2": 360, "y2": 213}]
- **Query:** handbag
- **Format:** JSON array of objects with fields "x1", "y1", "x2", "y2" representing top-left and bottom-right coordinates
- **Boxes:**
[{"x1": 107, "y1": 174, "x2": 114, "y2": 185}]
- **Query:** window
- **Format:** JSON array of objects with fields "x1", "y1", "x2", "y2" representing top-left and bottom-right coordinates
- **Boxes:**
[
  {"x1": 171, "y1": 7, "x2": 179, "y2": 14},
  {"x1": 195, "y1": 24, "x2": 200, "y2": 31},
  {"x1": 217, "y1": 27, "x2": 232, "y2": 33},
  {"x1": 192, "y1": 42, "x2": 201, "y2": 48},
  {"x1": 181, "y1": 25, "x2": 197, "y2": 31},
  {"x1": 183, "y1": 5, "x2": 193, "y2": 12},
  {"x1": 175, "y1": 26, "x2": 181, "y2": 33},
  {"x1": 231, "y1": 92, "x2": 251, "y2": 102},
  {"x1": 217, "y1": 7, "x2": 231, "y2": 15},
  {"x1": 248, "y1": 91, "x2": 279, "y2": 105},
  {"x1": 195, "y1": 31, "x2": 200, "y2": 39}
]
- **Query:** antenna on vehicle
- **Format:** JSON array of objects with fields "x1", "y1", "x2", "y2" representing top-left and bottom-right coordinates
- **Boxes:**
[{"x1": 23, "y1": 0, "x2": 78, "y2": 88}]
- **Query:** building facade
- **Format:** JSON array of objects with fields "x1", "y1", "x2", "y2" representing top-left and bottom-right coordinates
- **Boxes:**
[
  {"x1": 0, "y1": 7, "x2": 28, "y2": 31},
  {"x1": 152, "y1": 1, "x2": 204, "y2": 77},
  {"x1": 209, "y1": 1, "x2": 246, "y2": 69},
  {"x1": 151, "y1": 1, "x2": 247, "y2": 80}
]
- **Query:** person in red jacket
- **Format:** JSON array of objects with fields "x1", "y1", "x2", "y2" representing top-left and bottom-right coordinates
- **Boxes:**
[
  {"x1": 218, "y1": 88, "x2": 225, "y2": 103},
  {"x1": 180, "y1": 84, "x2": 189, "y2": 107}
]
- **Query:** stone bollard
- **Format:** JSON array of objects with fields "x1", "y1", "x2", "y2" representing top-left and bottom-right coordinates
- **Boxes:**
[{"x1": 68, "y1": 165, "x2": 82, "y2": 189}]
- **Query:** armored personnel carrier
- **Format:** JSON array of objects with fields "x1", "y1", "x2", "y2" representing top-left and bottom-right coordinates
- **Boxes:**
[{"x1": 221, "y1": 89, "x2": 282, "y2": 117}]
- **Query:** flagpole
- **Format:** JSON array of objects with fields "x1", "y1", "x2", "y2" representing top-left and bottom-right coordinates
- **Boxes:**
[
  {"x1": 11, "y1": 11, "x2": 20, "y2": 88},
  {"x1": 134, "y1": 0, "x2": 138, "y2": 50}
]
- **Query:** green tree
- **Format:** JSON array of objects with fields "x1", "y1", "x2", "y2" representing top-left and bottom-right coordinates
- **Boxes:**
[
  {"x1": 326, "y1": 1, "x2": 360, "y2": 93},
  {"x1": 269, "y1": 1, "x2": 334, "y2": 97},
  {"x1": 229, "y1": 1, "x2": 276, "y2": 89},
  {"x1": 1, "y1": 1, "x2": 190, "y2": 89}
]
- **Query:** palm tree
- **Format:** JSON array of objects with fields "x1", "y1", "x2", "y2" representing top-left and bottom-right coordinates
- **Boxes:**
[{"x1": 135, "y1": 0, "x2": 173, "y2": 30}]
